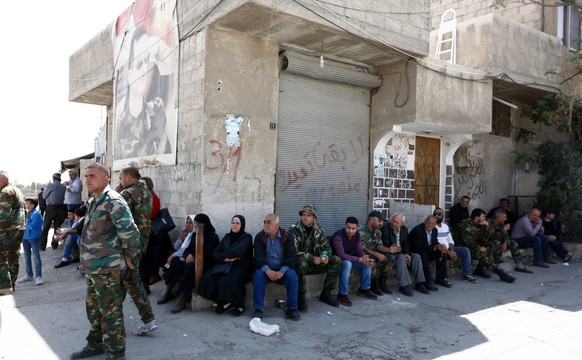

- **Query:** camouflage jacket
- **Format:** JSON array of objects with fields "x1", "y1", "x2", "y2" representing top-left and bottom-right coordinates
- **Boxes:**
[
  {"x1": 0, "y1": 185, "x2": 24, "y2": 246},
  {"x1": 488, "y1": 219, "x2": 509, "y2": 247},
  {"x1": 289, "y1": 221, "x2": 329, "y2": 261},
  {"x1": 358, "y1": 224, "x2": 383, "y2": 252},
  {"x1": 120, "y1": 183, "x2": 152, "y2": 253},
  {"x1": 80, "y1": 185, "x2": 140, "y2": 274},
  {"x1": 454, "y1": 218, "x2": 494, "y2": 254}
]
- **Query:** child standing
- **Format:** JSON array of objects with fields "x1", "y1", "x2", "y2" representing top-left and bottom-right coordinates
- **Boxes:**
[{"x1": 16, "y1": 197, "x2": 44, "y2": 285}]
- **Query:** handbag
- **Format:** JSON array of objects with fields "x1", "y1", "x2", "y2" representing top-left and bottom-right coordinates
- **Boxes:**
[
  {"x1": 151, "y1": 208, "x2": 176, "y2": 235},
  {"x1": 210, "y1": 262, "x2": 233, "y2": 275}
]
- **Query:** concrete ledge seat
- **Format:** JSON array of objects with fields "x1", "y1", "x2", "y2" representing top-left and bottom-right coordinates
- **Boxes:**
[{"x1": 188, "y1": 244, "x2": 582, "y2": 311}]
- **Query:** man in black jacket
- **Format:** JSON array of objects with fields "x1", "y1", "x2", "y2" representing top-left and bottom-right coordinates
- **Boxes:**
[
  {"x1": 409, "y1": 215, "x2": 449, "y2": 291},
  {"x1": 252, "y1": 214, "x2": 300, "y2": 321}
]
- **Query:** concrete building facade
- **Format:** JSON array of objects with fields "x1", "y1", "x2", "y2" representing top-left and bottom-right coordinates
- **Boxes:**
[{"x1": 69, "y1": 0, "x2": 578, "y2": 236}]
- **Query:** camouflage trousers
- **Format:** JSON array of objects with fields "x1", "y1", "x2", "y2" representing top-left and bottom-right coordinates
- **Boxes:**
[
  {"x1": 296, "y1": 255, "x2": 341, "y2": 293},
  {"x1": 371, "y1": 254, "x2": 394, "y2": 280},
  {"x1": 0, "y1": 230, "x2": 23, "y2": 290},
  {"x1": 471, "y1": 244, "x2": 496, "y2": 269},
  {"x1": 124, "y1": 264, "x2": 155, "y2": 324},
  {"x1": 493, "y1": 240, "x2": 524, "y2": 265},
  {"x1": 85, "y1": 272, "x2": 127, "y2": 358}
]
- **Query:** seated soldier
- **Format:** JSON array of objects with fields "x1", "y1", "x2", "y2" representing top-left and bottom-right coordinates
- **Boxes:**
[
  {"x1": 331, "y1": 216, "x2": 377, "y2": 306},
  {"x1": 359, "y1": 211, "x2": 393, "y2": 296},
  {"x1": 291, "y1": 204, "x2": 340, "y2": 311},
  {"x1": 379, "y1": 213, "x2": 427, "y2": 296},
  {"x1": 455, "y1": 209, "x2": 515, "y2": 283},
  {"x1": 489, "y1": 209, "x2": 533, "y2": 274}
]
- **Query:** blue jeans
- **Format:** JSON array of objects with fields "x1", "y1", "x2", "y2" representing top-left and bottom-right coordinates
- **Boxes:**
[
  {"x1": 455, "y1": 246, "x2": 472, "y2": 276},
  {"x1": 339, "y1": 259, "x2": 371, "y2": 295},
  {"x1": 22, "y1": 238, "x2": 42, "y2": 277},
  {"x1": 63, "y1": 234, "x2": 80, "y2": 260},
  {"x1": 514, "y1": 235, "x2": 550, "y2": 261},
  {"x1": 253, "y1": 268, "x2": 298, "y2": 311}
]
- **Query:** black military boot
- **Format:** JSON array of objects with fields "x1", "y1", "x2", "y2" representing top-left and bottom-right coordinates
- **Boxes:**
[
  {"x1": 157, "y1": 284, "x2": 174, "y2": 304},
  {"x1": 298, "y1": 291, "x2": 308, "y2": 312},
  {"x1": 171, "y1": 292, "x2": 187, "y2": 313},
  {"x1": 492, "y1": 268, "x2": 516, "y2": 283},
  {"x1": 319, "y1": 288, "x2": 339, "y2": 307},
  {"x1": 379, "y1": 275, "x2": 392, "y2": 294},
  {"x1": 371, "y1": 278, "x2": 384, "y2": 296}
]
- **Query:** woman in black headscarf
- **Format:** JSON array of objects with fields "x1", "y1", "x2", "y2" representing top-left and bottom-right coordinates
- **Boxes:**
[
  {"x1": 170, "y1": 213, "x2": 219, "y2": 313},
  {"x1": 197, "y1": 215, "x2": 253, "y2": 316}
]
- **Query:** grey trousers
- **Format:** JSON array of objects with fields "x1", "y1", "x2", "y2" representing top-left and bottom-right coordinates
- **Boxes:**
[{"x1": 393, "y1": 253, "x2": 425, "y2": 287}]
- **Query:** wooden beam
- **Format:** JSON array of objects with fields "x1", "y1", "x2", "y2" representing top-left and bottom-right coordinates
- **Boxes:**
[{"x1": 195, "y1": 223, "x2": 204, "y2": 287}]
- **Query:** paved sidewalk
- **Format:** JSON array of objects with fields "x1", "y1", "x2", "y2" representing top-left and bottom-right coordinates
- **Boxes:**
[{"x1": 1, "y1": 247, "x2": 582, "y2": 360}]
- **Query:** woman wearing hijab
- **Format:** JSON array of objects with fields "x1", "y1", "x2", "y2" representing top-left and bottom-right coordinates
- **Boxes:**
[
  {"x1": 197, "y1": 215, "x2": 253, "y2": 316},
  {"x1": 170, "y1": 213, "x2": 219, "y2": 313},
  {"x1": 157, "y1": 215, "x2": 197, "y2": 305}
]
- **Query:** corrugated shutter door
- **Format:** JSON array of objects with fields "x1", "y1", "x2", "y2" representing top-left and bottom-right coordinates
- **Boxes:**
[{"x1": 275, "y1": 73, "x2": 370, "y2": 233}]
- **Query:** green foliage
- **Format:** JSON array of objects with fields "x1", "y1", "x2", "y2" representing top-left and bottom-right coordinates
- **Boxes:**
[
  {"x1": 523, "y1": 95, "x2": 582, "y2": 141},
  {"x1": 536, "y1": 141, "x2": 582, "y2": 241}
]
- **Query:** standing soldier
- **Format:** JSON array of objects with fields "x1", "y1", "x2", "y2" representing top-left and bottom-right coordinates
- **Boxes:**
[
  {"x1": 291, "y1": 204, "x2": 340, "y2": 311},
  {"x1": 71, "y1": 163, "x2": 140, "y2": 360},
  {"x1": 0, "y1": 171, "x2": 25, "y2": 295},
  {"x1": 118, "y1": 166, "x2": 158, "y2": 336}
]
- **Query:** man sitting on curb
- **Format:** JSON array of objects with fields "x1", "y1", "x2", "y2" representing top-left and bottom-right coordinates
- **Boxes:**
[
  {"x1": 330, "y1": 216, "x2": 377, "y2": 306},
  {"x1": 490, "y1": 209, "x2": 533, "y2": 274},
  {"x1": 380, "y1": 213, "x2": 427, "y2": 296},
  {"x1": 455, "y1": 209, "x2": 515, "y2": 283},
  {"x1": 54, "y1": 206, "x2": 86, "y2": 268},
  {"x1": 359, "y1": 210, "x2": 393, "y2": 296},
  {"x1": 434, "y1": 208, "x2": 477, "y2": 284},
  {"x1": 291, "y1": 204, "x2": 340, "y2": 311},
  {"x1": 511, "y1": 208, "x2": 555, "y2": 268}
]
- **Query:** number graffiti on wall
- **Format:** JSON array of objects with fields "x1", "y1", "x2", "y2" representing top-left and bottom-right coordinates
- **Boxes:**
[{"x1": 206, "y1": 139, "x2": 242, "y2": 182}]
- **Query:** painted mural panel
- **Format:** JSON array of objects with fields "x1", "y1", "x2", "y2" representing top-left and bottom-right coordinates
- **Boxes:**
[{"x1": 112, "y1": 0, "x2": 178, "y2": 170}]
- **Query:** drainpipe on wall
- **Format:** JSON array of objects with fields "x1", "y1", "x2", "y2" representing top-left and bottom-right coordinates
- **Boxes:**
[{"x1": 541, "y1": 0, "x2": 545, "y2": 32}]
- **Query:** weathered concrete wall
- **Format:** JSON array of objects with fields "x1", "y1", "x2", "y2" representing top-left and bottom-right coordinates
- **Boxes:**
[
  {"x1": 431, "y1": 0, "x2": 542, "y2": 31},
  {"x1": 429, "y1": 14, "x2": 561, "y2": 90}
]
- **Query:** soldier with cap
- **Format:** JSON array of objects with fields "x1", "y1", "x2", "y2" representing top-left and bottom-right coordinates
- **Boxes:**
[
  {"x1": 70, "y1": 163, "x2": 140, "y2": 360},
  {"x1": 40, "y1": 172, "x2": 66, "y2": 250},
  {"x1": 118, "y1": 166, "x2": 158, "y2": 336},
  {"x1": 0, "y1": 170, "x2": 25, "y2": 295},
  {"x1": 359, "y1": 210, "x2": 394, "y2": 296},
  {"x1": 291, "y1": 204, "x2": 341, "y2": 311},
  {"x1": 490, "y1": 209, "x2": 533, "y2": 274}
]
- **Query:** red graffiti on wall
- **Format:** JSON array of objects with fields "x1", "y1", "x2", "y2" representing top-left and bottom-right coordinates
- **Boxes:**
[{"x1": 207, "y1": 139, "x2": 242, "y2": 182}]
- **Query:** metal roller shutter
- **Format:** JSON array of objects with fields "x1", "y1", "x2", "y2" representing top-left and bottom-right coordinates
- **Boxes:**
[{"x1": 275, "y1": 72, "x2": 371, "y2": 233}]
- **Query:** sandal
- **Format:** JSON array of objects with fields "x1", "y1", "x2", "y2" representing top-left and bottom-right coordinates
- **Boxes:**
[{"x1": 215, "y1": 303, "x2": 235, "y2": 315}]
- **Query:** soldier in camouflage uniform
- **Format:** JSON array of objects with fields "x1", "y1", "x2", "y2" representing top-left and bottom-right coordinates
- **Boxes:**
[
  {"x1": 118, "y1": 166, "x2": 158, "y2": 336},
  {"x1": 71, "y1": 163, "x2": 140, "y2": 360},
  {"x1": 359, "y1": 211, "x2": 394, "y2": 296},
  {"x1": 454, "y1": 208, "x2": 515, "y2": 283},
  {"x1": 489, "y1": 209, "x2": 533, "y2": 274},
  {"x1": 0, "y1": 171, "x2": 25, "y2": 295},
  {"x1": 291, "y1": 204, "x2": 340, "y2": 311}
]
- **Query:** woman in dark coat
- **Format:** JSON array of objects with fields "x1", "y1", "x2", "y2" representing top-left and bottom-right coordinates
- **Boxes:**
[
  {"x1": 170, "y1": 213, "x2": 219, "y2": 313},
  {"x1": 197, "y1": 215, "x2": 253, "y2": 316}
]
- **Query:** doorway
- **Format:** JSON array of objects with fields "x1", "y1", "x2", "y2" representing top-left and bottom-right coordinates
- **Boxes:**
[{"x1": 414, "y1": 136, "x2": 440, "y2": 206}]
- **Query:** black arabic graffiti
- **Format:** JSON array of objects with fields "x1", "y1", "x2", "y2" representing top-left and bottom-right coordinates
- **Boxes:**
[{"x1": 454, "y1": 159, "x2": 487, "y2": 200}]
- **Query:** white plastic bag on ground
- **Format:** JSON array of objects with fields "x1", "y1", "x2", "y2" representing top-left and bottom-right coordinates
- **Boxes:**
[{"x1": 249, "y1": 317, "x2": 280, "y2": 336}]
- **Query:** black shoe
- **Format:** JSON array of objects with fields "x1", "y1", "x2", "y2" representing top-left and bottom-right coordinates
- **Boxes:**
[
  {"x1": 532, "y1": 260, "x2": 549, "y2": 268},
  {"x1": 157, "y1": 285, "x2": 175, "y2": 304},
  {"x1": 370, "y1": 279, "x2": 383, "y2": 296},
  {"x1": 493, "y1": 268, "x2": 516, "y2": 283},
  {"x1": 215, "y1": 303, "x2": 235, "y2": 315},
  {"x1": 285, "y1": 309, "x2": 300, "y2": 321},
  {"x1": 298, "y1": 292, "x2": 308, "y2": 312},
  {"x1": 415, "y1": 283, "x2": 430, "y2": 294},
  {"x1": 435, "y1": 278, "x2": 452, "y2": 288},
  {"x1": 70, "y1": 258, "x2": 80, "y2": 264},
  {"x1": 319, "y1": 289, "x2": 340, "y2": 307},
  {"x1": 425, "y1": 282, "x2": 439, "y2": 291},
  {"x1": 70, "y1": 346, "x2": 105, "y2": 359},
  {"x1": 515, "y1": 266, "x2": 533, "y2": 274},
  {"x1": 51, "y1": 240, "x2": 59, "y2": 250},
  {"x1": 379, "y1": 277, "x2": 392, "y2": 294},
  {"x1": 232, "y1": 307, "x2": 244, "y2": 316},
  {"x1": 474, "y1": 266, "x2": 492, "y2": 279},
  {"x1": 543, "y1": 258, "x2": 557, "y2": 265},
  {"x1": 463, "y1": 274, "x2": 478, "y2": 283},
  {"x1": 54, "y1": 260, "x2": 71, "y2": 269},
  {"x1": 399, "y1": 286, "x2": 414, "y2": 297},
  {"x1": 252, "y1": 309, "x2": 263, "y2": 319}
]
